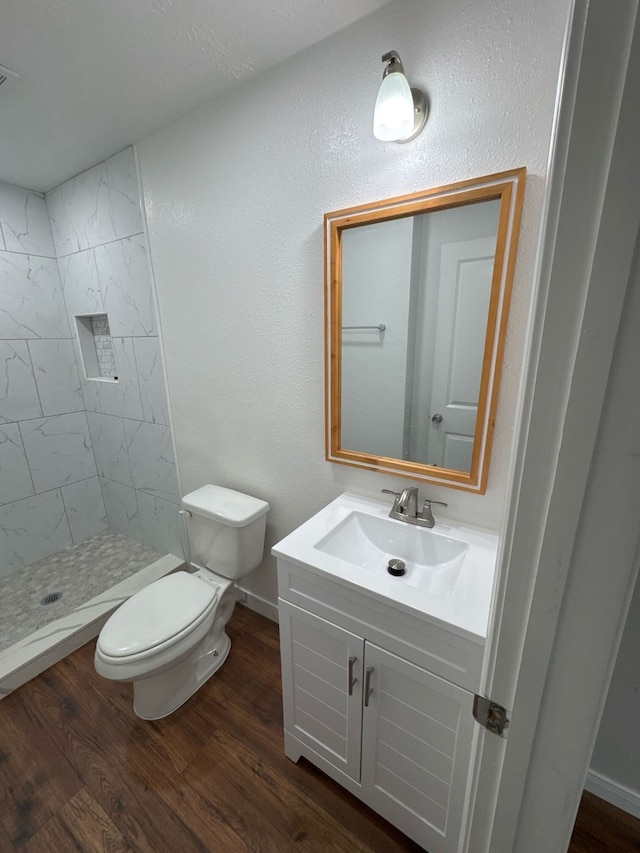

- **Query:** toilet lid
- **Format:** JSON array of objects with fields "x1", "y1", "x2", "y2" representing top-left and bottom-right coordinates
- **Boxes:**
[{"x1": 98, "y1": 572, "x2": 218, "y2": 658}]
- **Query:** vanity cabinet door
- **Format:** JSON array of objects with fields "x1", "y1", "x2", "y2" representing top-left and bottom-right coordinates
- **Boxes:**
[
  {"x1": 360, "y1": 642, "x2": 475, "y2": 853},
  {"x1": 279, "y1": 600, "x2": 364, "y2": 782}
]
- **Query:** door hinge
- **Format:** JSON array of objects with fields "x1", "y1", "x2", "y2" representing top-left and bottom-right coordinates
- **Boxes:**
[{"x1": 473, "y1": 694, "x2": 510, "y2": 736}]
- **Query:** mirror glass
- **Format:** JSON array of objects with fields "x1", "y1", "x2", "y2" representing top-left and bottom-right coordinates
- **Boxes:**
[{"x1": 324, "y1": 169, "x2": 526, "y2": 494}]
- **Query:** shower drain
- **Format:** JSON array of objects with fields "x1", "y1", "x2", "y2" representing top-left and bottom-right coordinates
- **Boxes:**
[{"x1": 41, "y1": 592, "x2": 63, "y2": 606}]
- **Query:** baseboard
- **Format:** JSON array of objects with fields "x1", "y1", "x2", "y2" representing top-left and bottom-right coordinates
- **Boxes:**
[
  {"x1": 585, "y1": 769, "x2": 640, "y2": 819},
  {"x1": 235, "y1": 586, "x2": 279, "y2": 623}
]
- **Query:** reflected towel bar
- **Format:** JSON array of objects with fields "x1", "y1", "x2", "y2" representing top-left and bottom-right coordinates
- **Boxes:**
[{"x1": 342, "y1": 323, "x2": 386, "y2": 331}]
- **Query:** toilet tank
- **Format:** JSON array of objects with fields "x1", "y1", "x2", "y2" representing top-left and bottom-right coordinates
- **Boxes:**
[{"x1": 181, "y1": 485, "x2": 269, "y2": 580}]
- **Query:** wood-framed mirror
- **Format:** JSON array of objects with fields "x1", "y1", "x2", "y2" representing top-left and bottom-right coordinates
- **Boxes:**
[{"x1": 324, "y1": 168, "x2": 526, "y2": 494}]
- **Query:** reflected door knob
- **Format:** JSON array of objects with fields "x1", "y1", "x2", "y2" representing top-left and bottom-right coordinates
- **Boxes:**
[{"x1": 431, "y1": 413, "x2": 443, "y2": 424}]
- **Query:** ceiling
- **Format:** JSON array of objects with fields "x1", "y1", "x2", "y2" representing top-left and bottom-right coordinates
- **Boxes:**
[{"x1": 0, "y1": 0, "x2": 390, "y2": 193}]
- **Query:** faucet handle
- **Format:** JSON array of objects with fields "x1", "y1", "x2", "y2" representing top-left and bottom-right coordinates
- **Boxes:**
[
  {"x1": 418, "y1": 497, "x2": 447, "y2": 528},
  {"x1": 381, "y1": 488, "x2": 402, "y2": 514}
]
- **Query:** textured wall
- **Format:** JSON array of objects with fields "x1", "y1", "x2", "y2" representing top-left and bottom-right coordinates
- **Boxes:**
[{"x1": 138, "y1": 0, "x2": 572, "y2": 607}]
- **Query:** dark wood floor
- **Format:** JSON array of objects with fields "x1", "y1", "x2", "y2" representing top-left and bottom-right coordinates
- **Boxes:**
[
  {"x1": 0, "y1": 604, "x2": 638, "y2": 852},
  {"x1": 570, "y1": 791, "x2": 640, "y2": 853}
]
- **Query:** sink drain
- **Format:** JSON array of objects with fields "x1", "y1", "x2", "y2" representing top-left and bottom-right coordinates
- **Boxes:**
[
  {"x1": 387, "y1": 559, "x2": 406, "y2": 577},
  {"x1": 41, "y1": 592, "x2": 63, "y2": 606}
]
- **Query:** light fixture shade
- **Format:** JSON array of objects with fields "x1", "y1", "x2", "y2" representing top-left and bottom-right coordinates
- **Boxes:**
[{"x1": 373, "y1": 70, "x2": 414, "y2": 141}]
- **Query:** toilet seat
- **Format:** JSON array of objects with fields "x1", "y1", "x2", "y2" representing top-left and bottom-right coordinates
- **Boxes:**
[{"x1": 97, "y1": 572, "x2": 219, "y2": 664}]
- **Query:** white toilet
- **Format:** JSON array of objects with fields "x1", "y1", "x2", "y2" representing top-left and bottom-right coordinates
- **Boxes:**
[{"x1": 94, "y1": 485, "x2": 269, "y2": 720}]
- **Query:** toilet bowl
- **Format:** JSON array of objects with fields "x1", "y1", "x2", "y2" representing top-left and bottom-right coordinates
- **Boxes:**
[{"x1": 94, "y1": 485, "x2": 269, "y2": 720}]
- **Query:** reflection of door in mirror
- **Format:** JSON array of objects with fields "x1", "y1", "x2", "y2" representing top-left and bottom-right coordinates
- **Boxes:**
[{"x1": 404, "y1": 201, "x2": 500, "y2": 470}]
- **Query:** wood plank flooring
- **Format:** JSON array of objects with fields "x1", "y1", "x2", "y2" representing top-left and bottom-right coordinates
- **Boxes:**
[
  {"x1": 570, "y1": 791, "x2": 640, "y2": 853},
  {"x1": 0, "y1": 603, "x2": 638, "y2": 852}
]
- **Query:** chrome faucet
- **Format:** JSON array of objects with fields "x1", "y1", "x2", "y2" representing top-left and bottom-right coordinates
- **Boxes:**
[
  {"x1": 399, "y1": 487, "x2": 419, "y2": 517},
  {"x1": 381, "y1": 487, "x2": 447, "y2": 528}
]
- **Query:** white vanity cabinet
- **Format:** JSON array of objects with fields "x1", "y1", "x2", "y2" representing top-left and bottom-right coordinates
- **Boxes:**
[{"x1": 277, "y1": 559, "x2": 484, "y2": 853}]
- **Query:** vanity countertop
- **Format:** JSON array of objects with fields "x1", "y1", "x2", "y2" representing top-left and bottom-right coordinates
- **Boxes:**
[{"x1": 272, "y1": 491, "x2": 499, "y2": 643}]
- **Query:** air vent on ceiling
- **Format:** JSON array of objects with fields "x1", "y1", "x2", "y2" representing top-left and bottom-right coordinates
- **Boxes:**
[{"x1": 0, "y1": 64, "x2": 19, "y2": 87}]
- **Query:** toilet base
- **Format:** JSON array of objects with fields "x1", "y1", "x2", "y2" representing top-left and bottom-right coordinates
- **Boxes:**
[{"x1": 132, "y1": 630, "x2": 231, "y2": 720}]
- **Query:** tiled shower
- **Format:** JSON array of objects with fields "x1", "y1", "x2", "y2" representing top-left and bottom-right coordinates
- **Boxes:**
[{"x1": 0, "y1": 147, "x2": 183, "y2": 650}]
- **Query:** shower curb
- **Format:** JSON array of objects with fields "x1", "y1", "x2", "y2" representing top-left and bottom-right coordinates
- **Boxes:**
[{"x1": 0, "y1": 554, "x2": 184, "y2": 698}]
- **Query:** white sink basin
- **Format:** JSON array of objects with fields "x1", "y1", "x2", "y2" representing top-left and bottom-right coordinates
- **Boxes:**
[
  {"x1": 272, "y1": 492, "x2": 499, "y2": 640},
  {"x1": 315, "y1": 510, "x2": 468, "y2": 595}
]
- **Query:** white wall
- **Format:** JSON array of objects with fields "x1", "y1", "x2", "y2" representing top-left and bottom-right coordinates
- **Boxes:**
[
  {"x1": 587, "y1": 216, "x2": 640, "y2": 816},
  {"x1": 588, "y1": 571, "x2": 640, "y2": 814},
  {"x1": 138, "y1": 0, "x2": 572, "y2": 607},
  {"x1": 341, "y1": 217, "x2": 412, "y2": 458}
]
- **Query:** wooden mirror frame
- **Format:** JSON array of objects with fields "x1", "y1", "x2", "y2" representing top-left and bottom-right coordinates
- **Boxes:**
[{"x1": 324, "y1": 168, "x2": 526, "y2": 494}]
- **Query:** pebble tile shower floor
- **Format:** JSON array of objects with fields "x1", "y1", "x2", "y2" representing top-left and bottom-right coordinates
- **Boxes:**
[{"x1": 0, "y1": 530, "x2": 161, "y2": 654}]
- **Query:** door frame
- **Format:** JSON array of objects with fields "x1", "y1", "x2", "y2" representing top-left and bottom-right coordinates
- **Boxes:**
[{"x1": 467, "y1": 1, "x2": 640, "y2": 851}]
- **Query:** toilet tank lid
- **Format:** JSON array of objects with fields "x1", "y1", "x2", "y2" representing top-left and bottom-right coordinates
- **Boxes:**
[{"x1": 182, "y1": 484, "x2": 269, "y2": 527}]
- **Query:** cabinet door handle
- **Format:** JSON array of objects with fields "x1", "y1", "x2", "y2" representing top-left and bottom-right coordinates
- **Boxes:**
[
  {"x1": 364, "y1": 666, "x2": 374, "y2": 707},
  {"x1": 348, "y1": 656, "x2": 358, "y2": 696}
]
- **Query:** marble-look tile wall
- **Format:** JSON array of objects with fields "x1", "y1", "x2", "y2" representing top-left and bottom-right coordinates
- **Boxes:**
[
  {"x1": 0, "y1": 147, "x2": 182, "y2": 578},
  {"x1": 47, "y1": 147, "x2": 183, "y2": 562},
  {"x1": 0, "y1": 182, "x2": 107, "y2": 577}
]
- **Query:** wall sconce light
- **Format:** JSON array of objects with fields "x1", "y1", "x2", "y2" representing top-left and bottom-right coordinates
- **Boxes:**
[{"x1": 373, "y1": 50, "x2": 427, "y2": 143}]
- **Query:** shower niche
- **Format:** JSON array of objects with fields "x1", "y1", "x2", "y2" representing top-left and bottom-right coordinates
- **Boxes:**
[{"x1": 74, "y1": 313, "x2": 119, "y2": 381}]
